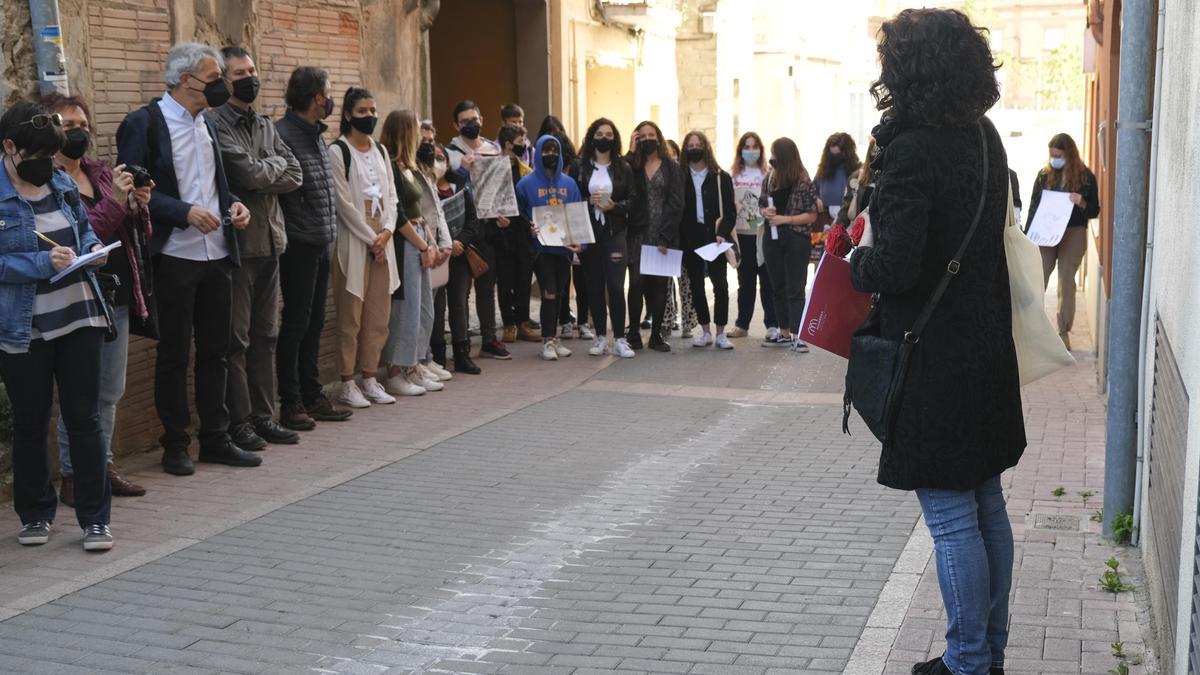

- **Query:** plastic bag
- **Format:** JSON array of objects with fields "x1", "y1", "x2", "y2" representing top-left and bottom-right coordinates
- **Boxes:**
[{"x1": 1004, "y1": 185, "x2": 1075, "y2": 385}]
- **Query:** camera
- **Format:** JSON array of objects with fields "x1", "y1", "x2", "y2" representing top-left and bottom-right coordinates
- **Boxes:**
[{"x1": 125, "y1": 164, "x2": 153, "y2": 188}]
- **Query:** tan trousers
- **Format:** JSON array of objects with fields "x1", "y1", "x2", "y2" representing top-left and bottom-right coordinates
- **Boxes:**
[
  {"x1": 333, "y1": 211, "x2": 392, "y2": 377},
  {"x1": 1040, "y1": 225, "x2": 1088, "y2": 336}
]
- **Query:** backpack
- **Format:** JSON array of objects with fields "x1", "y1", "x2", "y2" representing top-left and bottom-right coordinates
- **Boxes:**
[{"x1": 331, "y1": 139, "x2": 388, "y2": 180}]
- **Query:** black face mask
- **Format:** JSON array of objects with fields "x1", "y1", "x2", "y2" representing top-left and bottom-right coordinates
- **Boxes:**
[
  {"x1": 685, "y1": 147, "x2": 705, "y2": 164},
  {"x1": 61, "y1": 128, "x2": 91, "y2": 160},
  {"x1": 193, "y1": 76, "x2": 231, "y2": 108},
  {"x1": 541, "y1": 153, "x2": 559, "y2": 171},
  {"x1": 321, "y1": 96, "x2": 334, "y2": 118},
  {"x1": 416, "y1": 142, "x2": 436, "y2": 164},
  {"x1": 231, "y1": 76, "x2": 260, "y2": 104},
  {"x1": 828, "y1": 152, "x2": 843, "y2": 165},
  {"x1": 461, "y1": 121, "x2": 482, "y2": 140},
  {"x1": 13, "y1": 154, "x2": 54, "y2": 187},
  {"x1": 350, "y1": 115, "x2": 378, "y2": 135},
  {"x1": 593, "y1": 137, "x2": 614, "y2": 154},
  {"x1": 511, "y1": 144, "x2": 526, "y2": 157},
  {"x1": 638, "y1": 139, "x2": 659, "y2": 156}
]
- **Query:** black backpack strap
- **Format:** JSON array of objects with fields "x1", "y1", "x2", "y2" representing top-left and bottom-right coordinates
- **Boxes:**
[
  {"x1": 905, "y1": 121, "x2": 989, "y2": 344},
  {"x1": 332, "y1": 139, "x2": 351, "y2": 181},
  {"x1": 374, "y1": 141, "x2": 387, "y2": 167}
]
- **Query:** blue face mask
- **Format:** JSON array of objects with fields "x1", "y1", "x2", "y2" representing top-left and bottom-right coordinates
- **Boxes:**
[
  {"x1": 742, "y1": 149, "x2": 761, "y2": 165},
  {"x1": 1050, "y1": 157, "x2": 1066, "y2": 170}
]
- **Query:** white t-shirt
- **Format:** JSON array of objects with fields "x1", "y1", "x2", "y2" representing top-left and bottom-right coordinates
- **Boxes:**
[
  {"x1": 588, "y1": 161, "x2": 613, "y2": 223},
  {"x1": 733, "y1": 167, "x2": 766, "y2": 235}
]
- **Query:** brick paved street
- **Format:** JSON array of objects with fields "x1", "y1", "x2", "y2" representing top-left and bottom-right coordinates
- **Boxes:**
[{"x1": 0, "y1": 306, "x2": 1155, "y2": 674}]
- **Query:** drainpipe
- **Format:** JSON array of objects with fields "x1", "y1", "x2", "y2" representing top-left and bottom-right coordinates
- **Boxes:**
[
  {"x1": 1103, "y1": 0, "x2": 1154, "y2": 539},
  {"x1": 1131, "y1": 0, "x2": 1166, "y2": 548},
  {"x1": 28, "y1": 0, "x2": 70, "y2": 95}
]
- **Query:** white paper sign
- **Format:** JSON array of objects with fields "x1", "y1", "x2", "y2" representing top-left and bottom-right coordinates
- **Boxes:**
[
  {"x1": 639, "y1": 245, "x2": 683, "y2": 277},
  {"x1": 468, "y1": 155, "x2": 520, "y2": 220},
  {"x1": 534, "y1": 202, "x2": 595, "y2": 247},
  {"x1": 1026, "y1": 190, "x2": 1073, "y2": 247},
  {"x1": 50, "y1": 240, "x2": 122, "y2": 284},
  {"x1": 694, "y1": 241, "x2": 734, "y2": 262}
]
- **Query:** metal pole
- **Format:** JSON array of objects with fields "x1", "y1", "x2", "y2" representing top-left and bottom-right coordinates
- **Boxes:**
[
  {"x1": 27, "y1": 0, "x2": 70, "y2": 96},
  {"x1": 1103, "y1": 0, "x2": 1154, "y2": 538}
]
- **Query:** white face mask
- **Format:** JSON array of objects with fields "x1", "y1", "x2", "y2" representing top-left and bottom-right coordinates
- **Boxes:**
[{"x1": 434, "y1": 160, "x2": 448, "y2": 179}]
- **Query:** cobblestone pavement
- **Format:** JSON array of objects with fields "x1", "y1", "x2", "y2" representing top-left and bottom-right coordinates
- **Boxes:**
[{"x1": 0, "y1": 304, "x2": 1155, "y2": 674}]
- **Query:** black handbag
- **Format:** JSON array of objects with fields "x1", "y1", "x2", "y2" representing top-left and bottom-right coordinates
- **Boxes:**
[
  {"x1": 843, "y1": 122, "x2": 989, "y2": 443},
  {"x1": 87, "y1": 272, "x2": 119, "y2": 343}
]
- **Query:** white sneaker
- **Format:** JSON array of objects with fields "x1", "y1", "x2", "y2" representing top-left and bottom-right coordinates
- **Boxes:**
[
  {"x1": 765, "y1": 326, "x2": 780, "y2": 341},
  {"x1": 613, "y1": 338, "x2": 636, "y2": 358},
  {"x1": 715, "y1": 333, "x2": 734, "y2": 350},
  {"x1": 588, "y1": 335, "x2": 609, "y2": 356},
  {"x1": 425, "y1": 360, "x2": 453, "y2": 382},
  {"x1": 553, "y1": 338, "x2": 572, "y2": 357},
  {"x1": 791, "y1": 340, "x2": 810, "y2": 354},
  {"x1": 558, "y1": 322, "x2": 575, "y2": 340},
  {"x1": 541, "y1": 340, "x2": 558, "y2": 361},
  {"x1": 415, "y1": 364, "x2": 445, "y2": 391},
  {"x1": 384, "y1": 373, "x2": 425, "y2": 397},
  {"x1": 692, "y1": 331, "x2": 713, "y2": 348},
  {"x1": 579, "y1": 323, "x2": 596, "y2": 340},
  {"x1": 336, "y1": 380, "x2": 371, "y2": 408},
  {"x1": 359, "y1": 377, "x2": 396, "y2": 404}
]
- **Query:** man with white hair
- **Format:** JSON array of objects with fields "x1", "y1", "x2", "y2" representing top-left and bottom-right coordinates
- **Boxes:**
[{"x1": 116, "y1": 42, "x2": 260, "y2": 476}]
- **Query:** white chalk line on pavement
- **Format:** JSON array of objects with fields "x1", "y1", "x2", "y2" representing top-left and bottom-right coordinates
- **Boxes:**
[{"x1": 842, "y1": 515, "x2": 934, "y2": 675}]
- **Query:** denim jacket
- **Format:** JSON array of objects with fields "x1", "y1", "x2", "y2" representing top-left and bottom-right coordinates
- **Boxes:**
[{"x1": 0, "y1": 167, "x2": 101, "y2": 350}]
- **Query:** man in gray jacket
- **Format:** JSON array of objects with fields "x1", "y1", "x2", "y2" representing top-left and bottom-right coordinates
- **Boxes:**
[{"x1": 215, "y1": 46, "x2": 303, "y2": 450}]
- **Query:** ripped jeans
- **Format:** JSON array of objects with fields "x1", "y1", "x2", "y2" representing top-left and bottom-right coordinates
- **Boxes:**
[{"x1": 581, "y1": 235, "x2": 627, "y2": 337}]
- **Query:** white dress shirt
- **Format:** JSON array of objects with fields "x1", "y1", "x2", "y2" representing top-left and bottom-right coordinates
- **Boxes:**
[
  {"x1": 691, "y1": 166, "x2": 708, "y2": 224},
  {"x1": 158, "y1": 92, "x2": 228, "y2": 261}
]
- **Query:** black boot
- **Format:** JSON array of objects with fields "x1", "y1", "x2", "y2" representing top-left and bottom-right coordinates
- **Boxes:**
[
  {"x1": 431, "y1": 343, "x2": 447, "y2": 367},
  {"x1": 453, "y1": 341, "x2": 481, "y2": 375}
]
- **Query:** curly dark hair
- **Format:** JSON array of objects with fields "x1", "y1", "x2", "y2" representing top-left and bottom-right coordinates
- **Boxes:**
[
  {"x1": 579, "y1": 118, "x2": 623, "y2": 163},
  {"x1": 869, "y1": 8, "x2": 1000, "y2": 128}
]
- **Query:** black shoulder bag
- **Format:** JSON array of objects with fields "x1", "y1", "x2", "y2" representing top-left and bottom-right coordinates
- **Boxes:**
[{"x1": 843, "y1": 122, "x2": 988, "y2": 443}]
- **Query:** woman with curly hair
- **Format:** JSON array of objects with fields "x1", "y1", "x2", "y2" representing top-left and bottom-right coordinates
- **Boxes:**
[{"x1": 848, "y1": 8, "x2": 1024, "y2": 675}]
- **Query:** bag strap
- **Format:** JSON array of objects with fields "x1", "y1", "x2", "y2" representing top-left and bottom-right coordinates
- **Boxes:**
[
  {"x1": 905, "y1": 121, "x2": 989, "y2": 344},
  {"x1": 333, "y1": 139, "x2": 352, "y2": 181}
]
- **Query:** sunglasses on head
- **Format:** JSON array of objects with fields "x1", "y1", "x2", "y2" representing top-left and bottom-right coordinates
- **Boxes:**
[{"x1": 20, "y1": 113, "x2": 63, "y2": 130}]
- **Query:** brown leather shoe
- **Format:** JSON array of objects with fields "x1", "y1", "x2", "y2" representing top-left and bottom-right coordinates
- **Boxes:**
[
  {"x1": 60, "y1": 475, "x2": 75, "y2": 507},
  {"x1": 518, "y1": 321, "x2": 541, "y2": 342},
  {"x1": 280, "y1": 401, "x2": 317, "y2": 431},
  {"x1": 304, "y1": 395, "x2": 353, "y2": 422},
  {"x1": 108, "y1": 463, "x2": 146, "y2": 497},
  {"x1": 502, "y1": 325, "x2": 517, "y2": 343}
]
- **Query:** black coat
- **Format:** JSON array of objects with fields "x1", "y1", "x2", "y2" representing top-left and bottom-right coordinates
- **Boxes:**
[
  {"x1": 850, "y1": 117, "x2": 1026, "y2": 491},
  {"x1": 1025, "y1": 165, "x2": 1100, "y2": 231},
  {"x1": 679, "y1": 167, "x2": 736, "y2": 250},
  {"x1": 571, "y1": 157, "x2": 637, "y2": 241}
]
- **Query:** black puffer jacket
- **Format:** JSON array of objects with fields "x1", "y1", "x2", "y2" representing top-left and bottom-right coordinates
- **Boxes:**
[
  {"x1": 849, "y1": 116, "x2": 1025, "y2": 491},
  {"x1": 275, "y1": 111, "x2": 335, "y2": 246}
]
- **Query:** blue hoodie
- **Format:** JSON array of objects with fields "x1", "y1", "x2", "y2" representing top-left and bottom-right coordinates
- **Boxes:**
[{"x1": 515, "y1": 135, "x2": 584, "y2": 257}]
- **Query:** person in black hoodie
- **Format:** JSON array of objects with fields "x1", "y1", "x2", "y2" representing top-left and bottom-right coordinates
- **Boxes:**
[
  {"x1": 627, "y1": 120, "x2": 684, "y2": 352},
  {"x1": 679, "y1": 131, "x2": 736, "y2": 350},
  {"x1": 572, "y1": 118, "x2": 638, "y2": 359}
]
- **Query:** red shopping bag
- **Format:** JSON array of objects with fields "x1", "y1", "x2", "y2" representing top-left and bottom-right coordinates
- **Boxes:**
[{"x1": 799, "y1": 252, "x2": 874, "y2": 358}]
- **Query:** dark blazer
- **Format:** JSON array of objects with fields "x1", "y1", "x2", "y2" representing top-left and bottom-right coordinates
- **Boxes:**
[
  {"x1": 571, "y1": 157, "x2": 637, "y2": 241},
  {"x1": 116, "y1": 97, "x2": 241, "y2": 266},
  {"x1": 850, "y1": 116, "x2": 1026, "y2": 491},
  {"x1": 679, "y1": 166, "x2": 736, "y2": 250},
  {"x1": 630, "y1": 158, "x2": 685, "y2": 248}
]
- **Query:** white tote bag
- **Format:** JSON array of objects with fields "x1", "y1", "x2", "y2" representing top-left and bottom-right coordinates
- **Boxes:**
[{"x1": 1004, "y1": 185, "x2": 1075, "y2": 385}]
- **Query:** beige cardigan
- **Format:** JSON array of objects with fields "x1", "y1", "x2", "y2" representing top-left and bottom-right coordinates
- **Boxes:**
[{"x1": 329, "y1": 136, "x2": 400, "y2": 299}]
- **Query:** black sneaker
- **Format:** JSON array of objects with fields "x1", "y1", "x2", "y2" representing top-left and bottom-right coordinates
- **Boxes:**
[
  {"x1": 161, "y1": 447, "x2": 195, "y2": 476},
  {"x1": 912, "y1": 656, "x2": 953, "y2": 675},
  {"x1": 648, "y1": 334, "x2": 671, "y2": 352},
  {"x1": 481, "y1": 339, "x2": 512, "y2": 360},
  {"x1": 17, "y1": 521, "x2": 51, "y2": 546},
  {"x1": 230, "y1": 422, "x2": 268, "y2": 451},
  {"x1": 640, "y1": 319, "x2": 651, "y2": 329},
  {"x1": 199, "y1": 441, "x2": 263, "y2": 468},
  {"x1": 253, "y1": 418, "x2": 300, "y2": 445},
  {"x1": 82, "y1": 524, "x2": 113, "y2": 552},
  {"x1": 625, "y1": 332, "x2": 644, "y2": 350}
]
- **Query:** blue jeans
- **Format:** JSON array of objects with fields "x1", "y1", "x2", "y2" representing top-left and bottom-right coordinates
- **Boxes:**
[
  {"x1": 57, "y1": 305, "x2": 129, "y2": 474},
  {"x1": 384, "y1": 239, "x2": 434, "y2": 368},
  {"x1": 916, "y1": 474, "x2": 1013, "y2": 674}
]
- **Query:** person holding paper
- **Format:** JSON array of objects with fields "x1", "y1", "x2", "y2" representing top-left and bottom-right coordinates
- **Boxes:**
[
  {"x1": 759, "y1": 137, "x2": 819, "y2": 351},
  {"x1": 515, "y1": 135, "x2": 584, "y2": 361},
  {"x1": 679, "y1": 131, "x2": 736, "y2": 350},
  {"x1": 0, "y1": 101, "x2": 115, "y2": 551},
  {"x1": 626, "y1": 121, "x2": 684, "y2": 352},
  {"x1": 571, "y1": 118, "x2": 638, "y2": 359},
  {"x1": 40, "y1": 93, "x2": 151, "y2": 506},
  {"x1": 1025, "y1": 133, "x2": 1099, "y2": 349}
]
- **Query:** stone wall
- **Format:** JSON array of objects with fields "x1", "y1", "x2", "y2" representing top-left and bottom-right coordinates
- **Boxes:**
[
  {"x1": 0, "y1": 0, "x2": 432, "y2": 475},
  {"x1": 674, "y1": 1, "x2": 716, "y2": 140}
]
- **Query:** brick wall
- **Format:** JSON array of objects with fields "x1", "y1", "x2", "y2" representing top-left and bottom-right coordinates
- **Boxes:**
[
  {"x1": 675, "y1": 2, "x2": 718, "y2": 140},
  {"x1": 0, "y1": 0, "x2": 428, "y2": 470}
]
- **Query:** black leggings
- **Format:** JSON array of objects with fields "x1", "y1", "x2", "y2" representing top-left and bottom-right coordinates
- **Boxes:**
[
  {"x1": 582, "y1": 235, "x2": 628, "y2": 337},
  {"x1": 534, "y1": 253, "x2": 571, "y2": 339},
  {"x1": 683, "y1": 250, "x2": 729, "y2": 327},
  {"x1": 558, "y1": 261, "x2": 589, "y2": 326}
]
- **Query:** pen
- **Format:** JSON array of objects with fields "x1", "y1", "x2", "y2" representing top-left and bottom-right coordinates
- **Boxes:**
[{"x1": 34, "y1": 231, "x2": 63, "y2": 248}]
